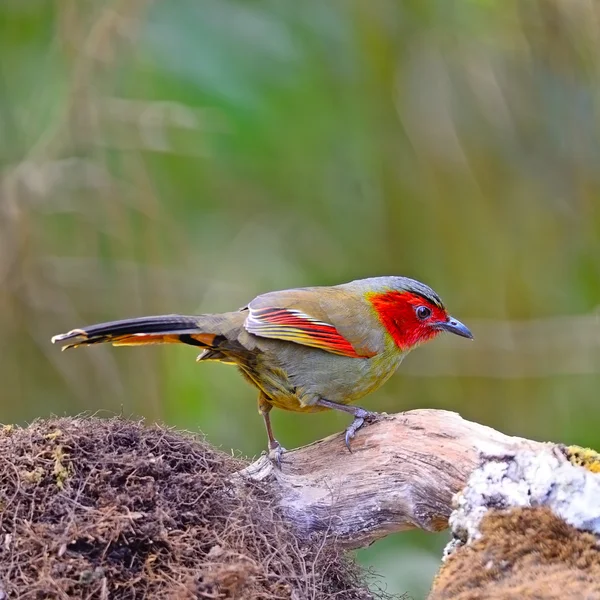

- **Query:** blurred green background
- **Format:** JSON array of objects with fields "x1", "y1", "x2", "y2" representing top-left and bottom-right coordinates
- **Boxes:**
[{"x1": 2, "y1": 0, "x2": 600, "y2": 597}]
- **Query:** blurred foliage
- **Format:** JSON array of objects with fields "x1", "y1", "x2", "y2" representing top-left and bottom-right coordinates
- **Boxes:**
[{"x1": 1, "y1": 0, "x2": 599, "y2": 597}]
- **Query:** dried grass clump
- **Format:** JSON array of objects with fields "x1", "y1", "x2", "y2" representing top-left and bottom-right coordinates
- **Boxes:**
[{"x1": 0, "y1": 417, "x2": 384, "y2": 599}]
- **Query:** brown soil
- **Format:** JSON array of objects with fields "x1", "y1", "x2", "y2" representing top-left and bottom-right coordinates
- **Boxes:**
[
  {"x1": 0, "y1": 417, "x2": 389, "y2": 599},
  {"x1": 429, "y1": 507, "x2": 600, "y2": 600}
]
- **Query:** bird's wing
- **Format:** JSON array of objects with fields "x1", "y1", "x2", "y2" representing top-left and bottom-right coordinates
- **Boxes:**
[{"x1": 244, "y1": 287, "x2": 378, "y2": 358}]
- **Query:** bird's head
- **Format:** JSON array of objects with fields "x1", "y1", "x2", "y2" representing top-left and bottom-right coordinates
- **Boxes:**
[{"x1": 365, "y1": 276, "x2": 473, "y2": 351}]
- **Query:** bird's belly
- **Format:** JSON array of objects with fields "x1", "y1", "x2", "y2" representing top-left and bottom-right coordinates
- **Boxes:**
[
  {"x1": 237, "y1": 362, "x2": 325, "y2": 413},
  {"x1": 267, "y1": 395, "x2": 329, "y2": 413},
  {"x1": 253, "y1": 341, "x2": 406, "y2": 412}
]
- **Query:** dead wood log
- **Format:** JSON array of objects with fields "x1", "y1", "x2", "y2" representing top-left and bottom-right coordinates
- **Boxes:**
[{"x1": 237, "y1": 409, "x2": 549, "y2": 549}]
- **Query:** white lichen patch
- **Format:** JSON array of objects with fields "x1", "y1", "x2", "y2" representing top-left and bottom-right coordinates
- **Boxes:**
[{"x1": 444, "y1": 447, "x2": 600, "y2": 558}]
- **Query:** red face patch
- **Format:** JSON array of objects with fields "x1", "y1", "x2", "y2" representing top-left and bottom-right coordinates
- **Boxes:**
[{"x1": 368, "y1": 291, "x2": 448, "y2": 350}]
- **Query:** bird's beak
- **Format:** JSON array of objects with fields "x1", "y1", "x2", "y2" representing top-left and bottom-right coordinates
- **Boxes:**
[{"x1": 434, "y1": 316, "x2": 473, "y2": 340}]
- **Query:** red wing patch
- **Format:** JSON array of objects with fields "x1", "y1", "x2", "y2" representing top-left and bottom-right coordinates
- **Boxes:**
[{"x1": 245, "y1": 307, "x2": 373, "y2": 358}]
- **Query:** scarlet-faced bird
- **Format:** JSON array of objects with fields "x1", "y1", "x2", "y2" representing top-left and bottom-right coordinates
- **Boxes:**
[{"x1": 51, "y1": 276, "x2": 472, "y2": 458}]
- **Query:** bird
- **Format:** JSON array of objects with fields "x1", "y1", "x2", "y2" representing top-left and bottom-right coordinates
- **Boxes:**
[{"x1": 51, "y1": 276, "x2": 472, "y2": 460}]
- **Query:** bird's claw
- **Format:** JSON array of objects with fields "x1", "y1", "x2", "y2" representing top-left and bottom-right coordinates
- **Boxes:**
[
  {"x1": 344, "y1": 409, "x2": 378, "y2": 452},
  {"x1": 267, "y1": 441, "x2": 287, "y2": 468}
]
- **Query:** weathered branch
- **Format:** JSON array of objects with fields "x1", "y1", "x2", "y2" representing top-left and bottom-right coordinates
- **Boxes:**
[
  {"x1": 237, "y1": 409, "x2": 549, "y2": 549},
  {"x1": 3, "y1": 410, "x2": 596, "y2": 598}
]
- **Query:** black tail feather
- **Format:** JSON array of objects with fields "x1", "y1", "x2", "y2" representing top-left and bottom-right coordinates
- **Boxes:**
[
  {"x1": 51, "y1": 314, "x2": 203, "y2": 348},
  {"x1": 71, "y1": 315, "x2": 201, "y2": 337}
]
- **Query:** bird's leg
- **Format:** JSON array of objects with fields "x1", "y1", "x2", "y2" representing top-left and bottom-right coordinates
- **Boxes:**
[
  {"x1": 315, "y1": 397, "x2": 379, "y2": 452},
  {"x1": 258, "y1": 394, "x2": 285, "y2": 466}
]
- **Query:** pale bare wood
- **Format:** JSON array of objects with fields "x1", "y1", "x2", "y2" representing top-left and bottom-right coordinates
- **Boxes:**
[{"x1": 236, "y1": 409, "x2": 549, "y2": 550}]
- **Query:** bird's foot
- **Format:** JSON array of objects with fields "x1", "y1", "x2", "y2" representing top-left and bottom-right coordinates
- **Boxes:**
[
  {"x1": 267, "y1": 440, "x2": 287, "y2": 468},
  {"x1": 344, "y1": 409, "x2": 379, "y2": 452}
]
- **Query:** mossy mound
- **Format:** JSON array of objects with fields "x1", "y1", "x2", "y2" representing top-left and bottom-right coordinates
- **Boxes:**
[
  {"x1": 0, "y1": 417, "x2": 382, "y2": 599},
  {"x1": 430, "y1": 507, "x2": 600, "y2": 600}
]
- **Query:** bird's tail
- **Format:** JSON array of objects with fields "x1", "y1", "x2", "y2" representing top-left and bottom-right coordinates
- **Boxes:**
[{"x1": 51, "y1": 314, "x2": 224, "y2": 350}]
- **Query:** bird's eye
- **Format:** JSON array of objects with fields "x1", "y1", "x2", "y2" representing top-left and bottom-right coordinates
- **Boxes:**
[{"x1": 416, "y1": 306, "x2": 431, "y2": 320}]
